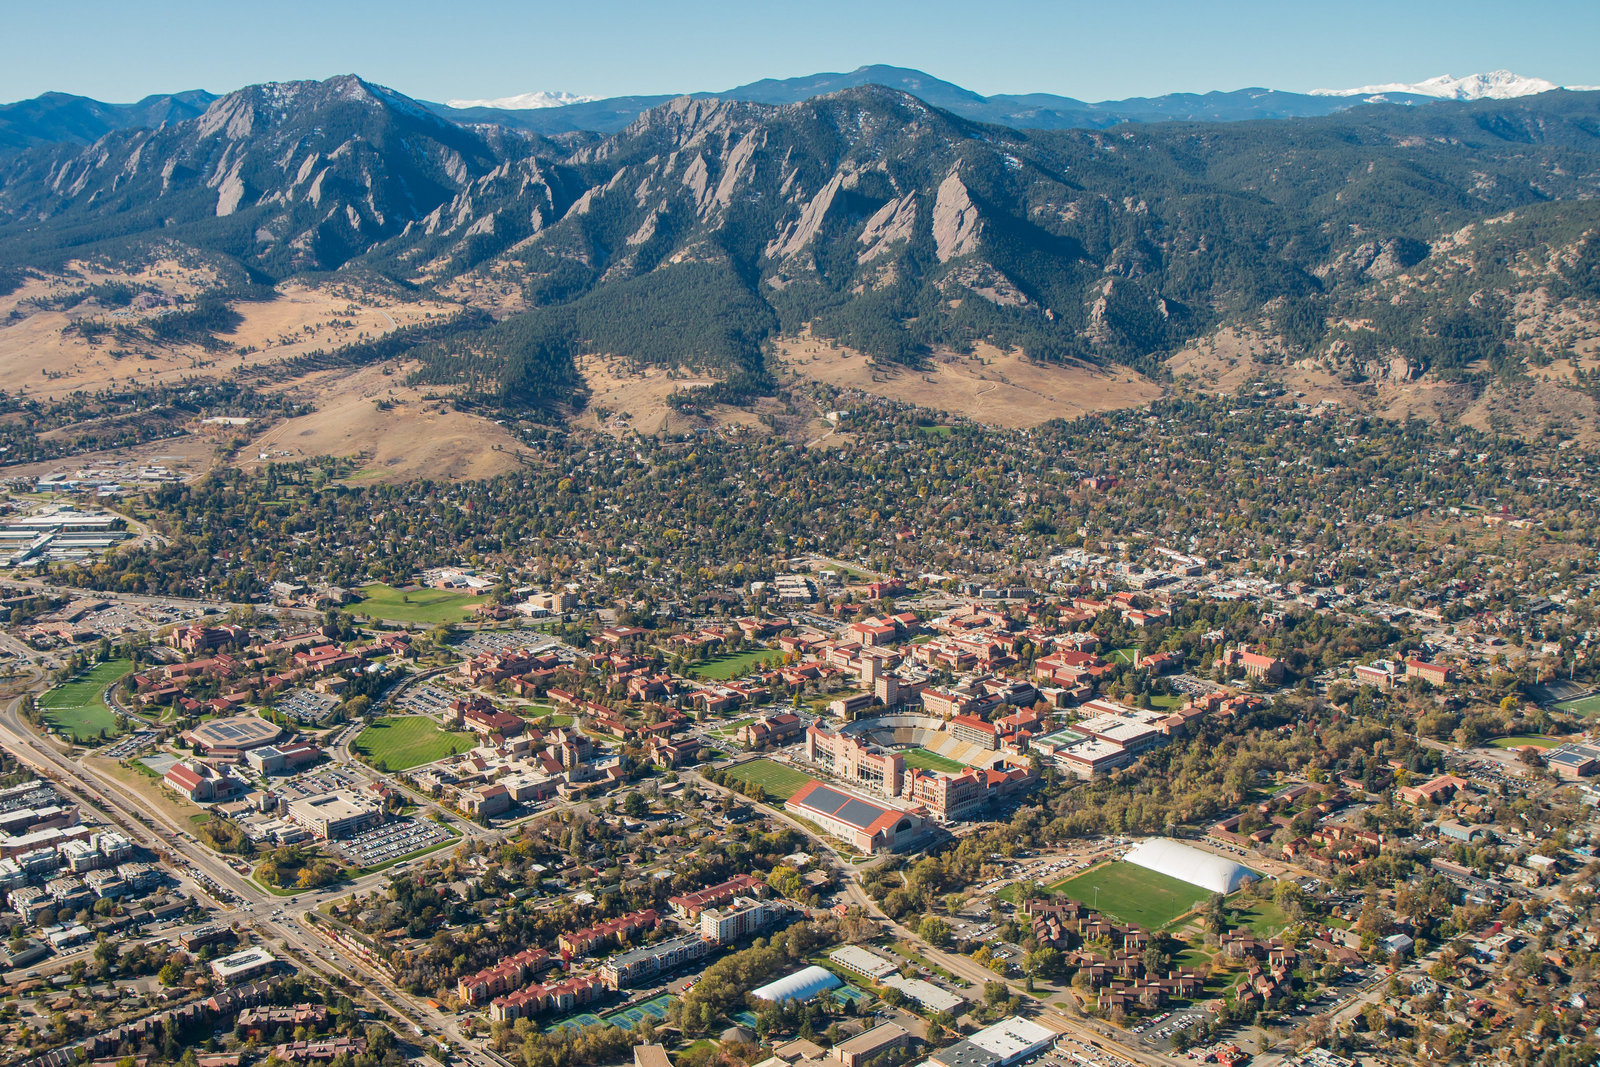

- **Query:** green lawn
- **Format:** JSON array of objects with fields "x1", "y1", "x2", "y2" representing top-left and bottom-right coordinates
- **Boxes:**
[
  {"x1": 1229, "y1": 899, "x2": 1290, "y2": 937},
  {"x1": 723, "y1": 758, "x2": 818, "y2": 800},
  {"x1": 38, "y1": 658, "x2": 134, "y2": 742},
  {"x1": 1050, "y1": 862, "x2": 1212, "y2": 930},
  {"x1": 348, "y1": 583, "x2": 483, "y2": 625},
  {"x1": 689, "y1": 648, "x2": 782, "y2": 680},
  {"x1": 902, "y1": 747, "x2": 967, "y2": 772},
  {"x1": 1487, "y1": 735, "x2": 1562, "y2": 749},
  {"x1": 1554, "y1": 693, "x2": 1600, "y2": 718},
  {"x1": 1147, "y1": 693, "x2": 1185, "y2": 710},
  {"x1": 1110, "y1": 647, "x2": 1140, "y2": 666},
  {"x1": 524, "y1": 707, "x2": 573, "y2": 727},
  {"x1": 354, "y1": 716, "x2": 474, "y2": 770},
  {"x1": 712, "y1": 716, "x2": 756, "y2": 737}
]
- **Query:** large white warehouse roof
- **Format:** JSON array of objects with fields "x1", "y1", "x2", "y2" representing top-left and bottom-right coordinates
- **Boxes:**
[
  {"x1": 751, "y1": 965, "x2": 842, "y2": 1003},
  {"x1": 1124, "y1": 838, "x2": 1255, "y2": 895}
]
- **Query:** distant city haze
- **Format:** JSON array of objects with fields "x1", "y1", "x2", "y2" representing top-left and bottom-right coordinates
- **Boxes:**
[{"x1": 2, "y1": 0, "x2": 1597, "y2": 104}]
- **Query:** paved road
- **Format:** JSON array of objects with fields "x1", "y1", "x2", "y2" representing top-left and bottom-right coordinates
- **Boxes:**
[{"x1": 0, "y1": 679, "x2": 510, "y2": 1067}]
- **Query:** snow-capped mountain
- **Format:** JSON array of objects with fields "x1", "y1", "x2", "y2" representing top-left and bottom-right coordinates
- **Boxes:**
[
  {"x1": 444, "y1": 90, "x2": 597, "y2": 110},
  {"x1": 1311, "y1": 70, "x2": 1598, "y2": 100}
]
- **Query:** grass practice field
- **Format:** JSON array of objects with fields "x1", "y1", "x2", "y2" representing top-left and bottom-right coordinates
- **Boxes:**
[
  {"x1": 354, "y1": 716, "x2": 474, "y2": 770},
  {"x1": 1052, "y1": 862, "x2": 1212, "y2": 929},
  {"x1": 723, "y1": 758, "x2": 817, "y2": 800},
  {"x1": 902, "y1": 747, "x2": 967, "y2": 772},
  {"x1": 1555, "y1": 693, "x2": 1600, "y2": 718},
  {"x1": 689, "y1": 648, "x2": 782, "y2": 680},
  {"x1": 1487, "y1": 735, "x2": 1562, "y2": 749},
  {"x1": 38, "y1": 658, "x2": 134, "y2": 742},
  {"x1": 350, "y1": 583, "x2": 482, "y2": 625}
]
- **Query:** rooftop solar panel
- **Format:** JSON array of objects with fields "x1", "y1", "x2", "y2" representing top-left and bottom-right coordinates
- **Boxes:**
[
  {"x1": 804, "y1": 786, "x2": 850, "y2": 813},
  {"x1": 835, "y1": 798, "x2": 887, "y2": 829}
]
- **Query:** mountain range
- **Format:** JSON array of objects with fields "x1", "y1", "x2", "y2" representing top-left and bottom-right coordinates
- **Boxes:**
[
  {"x1": 6, "y1": 66, "x2": 1595, "y2": 149},
  {"x1": 1311, "y1": 69, "x2": 1598, "y2": 100},
  {"x1": 423, "y1": 65, "x2": 1600, "y2": 136},
  {"x1": 1, "y1": 70, "x2": 1599, "y2": 442}
]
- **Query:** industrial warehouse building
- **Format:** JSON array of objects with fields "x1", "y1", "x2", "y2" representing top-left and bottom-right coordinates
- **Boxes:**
[
  {"x1": 1123, "y1": 838, "x2": 1255, "y2": 895},
  {"x1": 785, "y1": 781, "x2": 929, "y2": 854}
]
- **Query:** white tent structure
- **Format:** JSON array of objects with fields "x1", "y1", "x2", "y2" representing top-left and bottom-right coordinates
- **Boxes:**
[
  {"x1": 1123, "y1": 838, "x2": 1255, "y2": 895},
  {"x1": 750, "y1": 965, "x2": 842, "y2": 1003}
]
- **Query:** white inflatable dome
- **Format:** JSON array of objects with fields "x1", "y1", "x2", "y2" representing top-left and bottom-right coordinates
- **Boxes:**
[
  {"x1": 751, "y1": 965, "x2": 843, "y2": 1003},
  {"x1": 1123, "y1": 837, "x2": 1255, "y2": 895}
]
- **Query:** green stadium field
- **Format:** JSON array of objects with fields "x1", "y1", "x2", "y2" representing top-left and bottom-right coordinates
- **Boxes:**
[
  {"x1": 723, "y1": 758, "x2": 817, "y2": 800},
  {"x1": 1555, "y1": 693, "x2": 1600, "y2": 718},
  {"x1": 902, "y1": 747, "x2": 967, "y2": 772},
  {"x1": 1051, "y1": 862, "x2": 1212, "y2": 929}
]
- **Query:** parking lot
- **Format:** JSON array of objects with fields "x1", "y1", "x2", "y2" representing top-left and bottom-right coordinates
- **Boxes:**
[
  {"x1": 1047, "y1": 1038, "x2": 1140, "y2": 1067},
  {"x1": 277, "y1": 766, "x2": 367, "y2": 801},
  {"x1": 329, "y1": 817, "x2": 455, "y2": 867},
  {"x1": 1167, "y1": 674, "x2": 1223, "y2": 698},
  {"x1": 1130, "y1": 1007, "x2": 1206, "y2": 1044},
  {"x1": 100, "y1": 730, "x2": 159, "y2": 759},
  {"x1": 389, "y1": 684, "x2": 457, "y2": 717},
  {"x1": 277, "y1": 688, "x2": 341, "y2": 726},
  {"x1": 452, "y1": 631, "x2": 566, "y2": 657}
]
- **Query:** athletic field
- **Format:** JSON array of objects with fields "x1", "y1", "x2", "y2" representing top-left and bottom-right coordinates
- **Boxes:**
[
  {"x1": 38, "y1": 659, "x2": 134, "y2": 742},
  {"x1": 902, "y1": 747, "x2": 967, "y2": 772},
  {"x1": 1052, "y1": 862, "x2": 1212, "y2": 929},
  {"x1": 1486, "y1": 735, "x2": 1560, "y2": 749},
  {"x1": 349, "y1": 583, "x2": 482, "y2": 625},
  {"x1": 354, "y1": 716, "x2": 474, "y2": 770},
  {"x1": 723, "y1": 758, "x2": 817, "y2": 800},
  {"x1": 547, "y1": 993, "x2": 675, "y2": 1033},
  {"x1": 1556, "y1": 693, "x2": 1600, "y2": 718}
]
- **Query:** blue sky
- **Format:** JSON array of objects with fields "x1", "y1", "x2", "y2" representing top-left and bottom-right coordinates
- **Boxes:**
[{"x1": 3, "y1": 0, "x2": 1598, "y2": 104}]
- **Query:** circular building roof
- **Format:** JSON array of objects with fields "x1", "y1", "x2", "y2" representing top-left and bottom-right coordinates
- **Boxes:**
[
  {"x1": 1123, "y1": 837, "x2": 1256, "y2": 895},
  {"x1": 750, "y1": 965, "x2": 842, "y2": 1004},
  {"x1": 186, "y1": 713, "x2": 282, "y2": 752}
]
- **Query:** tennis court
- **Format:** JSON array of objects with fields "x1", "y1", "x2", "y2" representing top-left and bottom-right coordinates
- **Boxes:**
[
  {"x1": 604, "y1": 993, "x2": 675, "y2": 1027},
  {"x1": 832, "y1": 983, "x2": 871, "y2": 1007},
  {"x1": 546, "y1": 1013, "x2": 605, "y2": 1033},
  {"x1": 547, "y1": 993, "x2": 676, "y2": 1034}
]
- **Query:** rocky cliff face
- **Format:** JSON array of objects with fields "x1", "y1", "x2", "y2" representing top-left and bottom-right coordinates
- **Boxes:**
[{"x1": 0, "y1": 75, "x2": 557, "y2": 274}]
